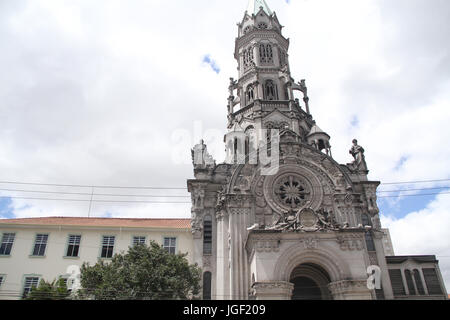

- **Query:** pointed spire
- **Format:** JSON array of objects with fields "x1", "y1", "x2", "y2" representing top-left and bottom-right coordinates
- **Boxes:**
[{"x1": 246, "y1": 0, "x2": 273, "y2": 16}]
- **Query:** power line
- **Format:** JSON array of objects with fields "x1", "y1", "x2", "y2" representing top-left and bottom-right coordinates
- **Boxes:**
[
  {"x1": 0, "y1": 196, "x2": 190, "y2": 204},
  {"x1": 380, "y1": 178, "x2": 450, "y2": 185},
  {"x1": 0, "y1": 177, "x2": 449, "y2": 190},
  {"x1": 0, "y1": 187, "x2": 190, "y2": 198},
  {"x1": 377, "y1": 191, "x2": 450, "y2": 198},
  {"x1": 377, "y1": 186, "x2": 450, "y2": 193},
  {"x1": 0, "y1": 180, "x2": 186, "y2": 190}
]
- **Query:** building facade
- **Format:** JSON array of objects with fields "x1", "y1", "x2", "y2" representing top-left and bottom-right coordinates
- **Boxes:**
[
  {"x1": 187, "y1": 0, "x2": 448, "y2": 300},
  {"x1": 0, "y1": 0, "x2": 447, "y2": 301},
  {"x1": 0, "y1": 217, "x2": 192, "y2": 300}
]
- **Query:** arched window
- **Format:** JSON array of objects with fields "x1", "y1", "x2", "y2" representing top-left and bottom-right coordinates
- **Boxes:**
[
  {"x1": 243, "y1": 49, "x2": 249, "y2": 68},
  {"x1": 266, "y1": 44, "x2": 273, "y2": 63},
  {"x1": 365, "y1": 232, "x2": 376, "y2": 251},
  {"x1": 243, "y1": 47, "x2": 254, "y2": 70},
  {"x1": 279, "y1": 48, "x2": 286, "y2": 66},
  {"x1": 264, "y1": 80, "x2": 277, "y2": 100},
  {"x1": 259, "y1": 43, "x2": 273, "y2": 64},
  {"x1": 246, "y1": 85, "x2": 254, "y2": 104},
  {"x1": 203, "y1": 216, "x2": 212, "y2": 255},
  {"x1": 405, "y1": 269, "x2": 417, "y2": 295},
  {"x1": 203, "y1": 271, "x2": 212, "y2": 300},
  {"x1": 413, "y1": 269, "x2": 425, "y2": 295},
  {"x1": 361, "y1": 214, "x2": 371, "y2": 227}
]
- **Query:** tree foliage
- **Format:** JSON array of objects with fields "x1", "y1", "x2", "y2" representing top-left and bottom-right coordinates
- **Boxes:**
[
  {"x1": 24, "y1": 278, "x2": 71, "y2": 300},
  {"x1": 77, "y1": 241, "x2": 201, "y2": 300}
]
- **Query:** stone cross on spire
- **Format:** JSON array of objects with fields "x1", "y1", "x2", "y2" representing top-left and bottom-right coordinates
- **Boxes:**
[{"x1": 246, "y1": 0, "x2": 273, "y2": 16}]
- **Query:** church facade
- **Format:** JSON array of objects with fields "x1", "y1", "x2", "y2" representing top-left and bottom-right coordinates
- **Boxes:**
[{"x1": 187, "y1": 0, "x2": 447, "y2": 300}]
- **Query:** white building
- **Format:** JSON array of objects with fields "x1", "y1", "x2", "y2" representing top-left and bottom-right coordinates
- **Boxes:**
[{"x1": 0, "y1": 217, "x2": 192, "y2": 300}]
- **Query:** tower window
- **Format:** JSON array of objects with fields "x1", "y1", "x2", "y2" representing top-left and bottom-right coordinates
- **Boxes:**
[
  {"x1": 264, "y1": 80, "x2": 277, "y2": 100},
  {"x1": 364, "y1": 232, "x2": 376, "y2": 251},
  {"x1": 259, "y1": 43, "x2": 273, "y2": 64},
  {"x1": 243, "y1": 47, "x2": 254, "y2": 70},
  {"x1": 246, "y1": 85, "x2": 254, "y2": 104},
  {"x1": 279, "y1": 48, "x2": 286, "y2": 66},
  {"x1": 257, "y1": 22, "x2": 268, "y2": 29}
]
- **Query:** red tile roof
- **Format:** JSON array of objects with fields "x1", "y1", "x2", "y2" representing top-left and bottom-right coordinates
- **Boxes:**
[{"x1": 0, "y1": 217, "x2": 191, "y2": 229}]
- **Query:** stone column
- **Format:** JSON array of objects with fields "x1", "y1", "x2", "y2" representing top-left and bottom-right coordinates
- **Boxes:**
[
  {"x1": 372, "y1": 230, "x2": 394, "y2": 299},
  {"x1": 252, "y1": 281, "x2": 294, "y2": 300}
]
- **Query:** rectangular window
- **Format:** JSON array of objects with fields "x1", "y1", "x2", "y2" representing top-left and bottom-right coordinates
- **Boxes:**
[
  {"x1": 203, "y1": 221, "x2": 212, "y2": 255},
  {"x1": 388, "y1": 269, "x2": 406, "y2": 296},
  {"x1": 133, "y1": 236, "x2": 146, "y2": 246},
  {"x1": 23, "y1": 277, "x2": 40, "y2": 298},
  {"x1": 66, "y1": 235, "x2": 81, "y2": 257},
  {"x1": 0, "y1": 276, "x2": 4, "y2": 287},
  {"x1": 32, "y1": 234, "x2": 48, "y2": 256},
  {"x1": 0, "y1": 233, "x2": 15, "y2": 255},
  {"x1": 422, "y1": 268, "x2": 443, "y2": 295},
  {"x1": 163, "y1": 237, "x2": 176, "y2": 254},
  {"x1": 101, "y1": 236, "x2": 115, "y2": 258}
]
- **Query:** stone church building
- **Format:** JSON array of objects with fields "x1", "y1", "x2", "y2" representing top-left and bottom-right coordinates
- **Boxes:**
[{"x1": 187, "y1": 0, "x2": 447, "y2": 300}]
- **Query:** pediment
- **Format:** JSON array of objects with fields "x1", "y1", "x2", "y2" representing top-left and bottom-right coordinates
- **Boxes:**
[{"x1": 263, "y1": 109, "x2": 290, "y2": 126}]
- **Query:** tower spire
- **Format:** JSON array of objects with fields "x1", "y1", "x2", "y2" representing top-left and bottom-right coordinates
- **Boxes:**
[{"x1": 246, "y1": 0, "x2": 273, "y2": 16}]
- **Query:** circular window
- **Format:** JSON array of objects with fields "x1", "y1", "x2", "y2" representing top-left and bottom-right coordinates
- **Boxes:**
[
  {"x1": 273, "y1": 174, "x2": 311, "y2": 209},
  {"x1": 258, "y1": 22, "x2": 268, "y2": 29},
  {"x1": 243, "y1": 26, "x2": 252, "y2": 34}
]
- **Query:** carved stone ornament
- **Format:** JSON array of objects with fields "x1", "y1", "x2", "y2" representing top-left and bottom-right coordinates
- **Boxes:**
[
  {"x1": 303, "y1": 237, "x2": 318, "y2": 249},
  {"x1": 265, "y1": 207, "x2": 339, "y2": 232}
]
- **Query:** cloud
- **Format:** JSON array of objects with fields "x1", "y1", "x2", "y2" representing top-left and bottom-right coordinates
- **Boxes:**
[
  {"x1": 381, "y1": 192, "x2": 450, "y2": 292},
  {"x1": 202, "y1": 54, "x2": 221, "y2": 74},
  {"x1": 0, "y1": 0, "x2": 449, "y2": 285}
]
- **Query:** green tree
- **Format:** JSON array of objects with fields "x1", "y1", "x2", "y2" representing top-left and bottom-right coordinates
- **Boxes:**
[
  {"x1": 77, "y1": 241, "x2": 201, "y2": 300},
  {"x1": 24, "y1": 278, "x2": 71, "y2": 300}
]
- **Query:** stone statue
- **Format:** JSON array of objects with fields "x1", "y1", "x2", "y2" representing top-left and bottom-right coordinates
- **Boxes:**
[
  {"x1": 228, "y1": 77, "x2": 237, "y2": 97},
  {"x1": 191, "y1": 139, "x2": 215, "y2": 167},
  {"x1": 349, "y1": 139, "x2": 367, "y2": 171},
  {"x1": 298, "y1": 79, "x2": 310, "y2": 114}
]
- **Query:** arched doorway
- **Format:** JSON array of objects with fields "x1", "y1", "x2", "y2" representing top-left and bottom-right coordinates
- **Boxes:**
[{"x1": 290, "y1": 263, "x2": 331, "y2": 300}]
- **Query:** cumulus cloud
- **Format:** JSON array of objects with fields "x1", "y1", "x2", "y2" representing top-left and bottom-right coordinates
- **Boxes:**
[
  {"x1": 381, "y1": 192, "x2": 450, "y2": 292},
  {"x1": 0, "y1": 0, "x2": 449, "y2": 285}
]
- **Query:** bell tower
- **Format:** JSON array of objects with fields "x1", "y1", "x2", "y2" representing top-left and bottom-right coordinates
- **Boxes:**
[
  {"x1": 227, "y1": 0, "x2": 332, "y2": 157},
  {"x1": 188, "y1": 0, "x2": 395, "y2": 300}
]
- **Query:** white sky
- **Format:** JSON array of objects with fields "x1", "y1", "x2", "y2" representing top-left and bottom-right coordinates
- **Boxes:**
[{"x1": 0, "y1": 0, "x2": 449, "y2": 292}]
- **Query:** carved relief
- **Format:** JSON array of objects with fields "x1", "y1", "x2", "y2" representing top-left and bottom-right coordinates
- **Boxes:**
[
  {"x1": 303, "y1": 237, "x2": 318, "y2": 249},
  {"x1": 193, "y1": 188, "x2": 205, "y2": 209}
]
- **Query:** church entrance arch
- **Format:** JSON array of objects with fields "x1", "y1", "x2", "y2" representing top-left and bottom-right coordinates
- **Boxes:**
[{"x1": 290, "y1": 263, "x2": 331, "y2": 300}]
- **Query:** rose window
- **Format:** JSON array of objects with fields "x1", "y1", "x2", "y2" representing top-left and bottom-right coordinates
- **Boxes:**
[{"x1": 274, "y1": 175, "x2": 310, "y2": 208}]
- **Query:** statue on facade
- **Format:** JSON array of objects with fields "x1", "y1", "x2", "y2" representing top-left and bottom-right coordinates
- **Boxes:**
[
  {"x1": 298, "y1": 79, "x2": 310, "y2": 114},
  {"x1": 348, "y1": 139, "x2": 367, "y2": 171},
  {"x1": 191, "y1": 139, "x2": 215, "y2": 167}
]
